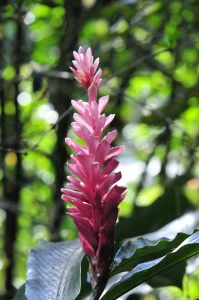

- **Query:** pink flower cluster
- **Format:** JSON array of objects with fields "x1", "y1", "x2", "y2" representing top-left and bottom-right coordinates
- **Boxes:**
[
  {"x1": 62, "y1": 47, "x2": 126, "y2": 291},
  {"x1": 70, "y1": 47, "x2": 102, "y2": 90}
]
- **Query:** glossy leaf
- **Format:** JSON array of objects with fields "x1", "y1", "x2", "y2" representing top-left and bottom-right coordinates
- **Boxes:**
[
  {"x1": 101, "y1": 232, "x2": 199, "y2": 300},
  {"x1": 111, "y1": 231, "x2": 196, "y2": 276},
  {"x1": 26, "y1": 239, "x2": 84, "y2": 300},
  {"x1": 147, "y1": 262, "x2": 186, "y2": 288}
]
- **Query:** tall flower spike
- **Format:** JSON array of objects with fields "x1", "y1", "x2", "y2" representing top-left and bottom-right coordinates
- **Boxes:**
[{"x1": 62, "y1": 47, "x2": 126, "y2": 300}]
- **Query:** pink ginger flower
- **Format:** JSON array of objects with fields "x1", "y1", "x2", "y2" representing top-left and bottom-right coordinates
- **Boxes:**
[
  {"x1": 70, "y1": 47, "x2": 102, "y2": 90},
  {"x1": 62, "y1": 47, "x2": 126, "y2": 299}
]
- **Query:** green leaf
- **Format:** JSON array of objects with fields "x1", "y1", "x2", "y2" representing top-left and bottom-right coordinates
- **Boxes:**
[
  {"x1": 157, "y1": 38, "x2": 170, "y2": 47},
  {"x1": 168, "y1": 30, "x2": 181, "y2": 44},
  {"x1": 111, "y1": 232, "x2": 194, "y2": 276},
  {"x1": 101, "y1": 232, "x2": 199, "y2": 300},
  {"x1": 26, "y1": 239, "x2": 84, "y2": 300},
  {"x1": 147, "y1": 262, "x2": 186, "y2": 288},
  {"x1": 13, "y1": 284, "x2": 26, "y2": 300}
]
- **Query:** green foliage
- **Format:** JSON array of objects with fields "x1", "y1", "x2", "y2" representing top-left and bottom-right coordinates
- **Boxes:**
[
  {"x1": 111, "y1": 231, "x2": 198, "y2": 277},
  {"x1": 1, "y1": 0, "x2": 199, "y2": 299},
  {"x1": 13, "y1": 231, "x2": 199, "y2": 299},
  {"x1": 101, "y1": 232, "x2": 199, "y2": 300}
]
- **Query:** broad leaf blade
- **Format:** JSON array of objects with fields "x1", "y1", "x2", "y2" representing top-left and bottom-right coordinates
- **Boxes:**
[
  {"x1": 101, "y1": 232, "x2": 199, "y2": 300},
  {"x1": 111, "y1": 231, "x2": 193, "y2": 276},
  {"x1": 26, "y1": 239, "x2": 84, "y2": 300},
  {"x1": 147, "y1": 262, "x2": 186, "y2": 288}
]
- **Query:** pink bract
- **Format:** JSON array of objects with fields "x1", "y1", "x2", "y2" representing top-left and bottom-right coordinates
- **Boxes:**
[
  {"x1": 70, "y1": 47, "x2": 102, "y2": 90},
  {"x1": 62, "y1": 46, "x2": 126, "y2": 296}
]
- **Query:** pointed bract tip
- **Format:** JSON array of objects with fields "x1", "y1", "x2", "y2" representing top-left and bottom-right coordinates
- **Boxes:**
[
  {"x1": 71, "y1": 47, "x2": 102, "y2": 90},
  {"x1": 79, "y1": 46, "x2": 85, "y2": 52}
]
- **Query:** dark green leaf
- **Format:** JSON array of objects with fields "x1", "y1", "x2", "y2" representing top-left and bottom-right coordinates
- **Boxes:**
[
  {"x1": 157, "y1": 38, "x2": 170, "y2": 47},
  {"x1": 26, "y1": 239, "x2": 84, "y2": 300},
  {"x1": 111, "y1": 231, "x2": 195, "y2": 276},
  {"x1": 147, "y1": 262, "x2": 186, "y2": 288},
  {"x1": 168, "y1": 30, "x2": 182, "y2": 44},
  {"x1": 101, "y1": 232, "x2": 199, "y2": 300}
]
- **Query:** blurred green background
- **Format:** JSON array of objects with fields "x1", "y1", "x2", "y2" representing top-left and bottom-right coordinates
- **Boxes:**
[{"x1": 0, "y1": 0, "x2": 199, "y2": 299}]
